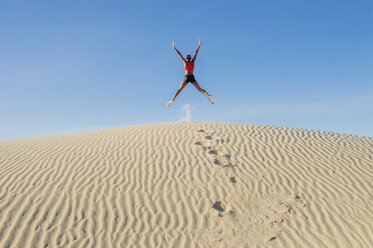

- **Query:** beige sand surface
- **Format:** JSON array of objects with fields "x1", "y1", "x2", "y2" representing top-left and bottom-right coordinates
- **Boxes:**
[{"x1": 0, "y1": 121, "x2": 372, "y2": 247}]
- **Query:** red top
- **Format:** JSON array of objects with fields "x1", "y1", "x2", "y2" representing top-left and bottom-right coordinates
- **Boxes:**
[{"x1": 184, "y1": 61, "x2": 194, "y2": 72}]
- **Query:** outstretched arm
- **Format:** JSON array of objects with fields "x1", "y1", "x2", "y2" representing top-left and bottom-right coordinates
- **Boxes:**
[
  {"x1": 172, "y1": 42, "x2": 185, "y2": 62},
  {"x1": 192, "y1": 39, "x2": 201, "y2": 62}
]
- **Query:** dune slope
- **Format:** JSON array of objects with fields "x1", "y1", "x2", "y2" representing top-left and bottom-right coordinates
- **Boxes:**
[{"x1": 0, "y1": 122, "x2": 372, "y2": 247}]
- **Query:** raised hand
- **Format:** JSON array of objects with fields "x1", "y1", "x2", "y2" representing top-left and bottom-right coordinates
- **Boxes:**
[{"x1": 172, "y1": 42, "x2": 175, "y2": 48}]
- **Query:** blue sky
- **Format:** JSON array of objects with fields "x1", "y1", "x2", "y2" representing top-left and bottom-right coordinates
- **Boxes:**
[{"x1": 1, "y1": 0, "x2": 372, "y2": 139}]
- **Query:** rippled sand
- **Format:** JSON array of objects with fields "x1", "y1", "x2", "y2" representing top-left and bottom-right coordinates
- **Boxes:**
[{"x1": 0, "y1": 122, "x2": 372, "y2": 247}]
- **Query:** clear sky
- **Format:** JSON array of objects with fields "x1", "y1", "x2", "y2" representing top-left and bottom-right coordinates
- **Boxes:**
[{"x1": 1, "y1": 0, "x2": 372, "y2": 140}]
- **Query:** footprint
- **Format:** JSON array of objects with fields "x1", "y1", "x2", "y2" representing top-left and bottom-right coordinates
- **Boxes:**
[
  {"x1": 208, "y1": 150, "x2": 218, "y2": 155},
  {"x1": 212, "y1": 201, "x2": 225, "y2": 212},
  {"x1": 196, "y1": 131, "x2": 234, "y2": 167}
]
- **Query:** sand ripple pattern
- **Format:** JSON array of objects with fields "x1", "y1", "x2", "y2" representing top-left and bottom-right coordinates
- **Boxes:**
[{"x1": 0, "y1": 122, "x2": 372, "y2": 247}]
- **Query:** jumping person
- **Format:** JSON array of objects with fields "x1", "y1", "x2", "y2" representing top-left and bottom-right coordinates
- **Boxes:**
[{"x1": 167, "y1": 40, "x2": 215, "y2": 106}]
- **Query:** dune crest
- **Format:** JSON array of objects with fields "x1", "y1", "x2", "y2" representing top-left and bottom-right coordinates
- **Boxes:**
[{"x1": 0, "y1": 122, "x2": 372, "y2": 247}]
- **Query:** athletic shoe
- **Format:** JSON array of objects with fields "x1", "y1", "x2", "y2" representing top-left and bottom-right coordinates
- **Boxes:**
[
  {"x1": 167, "y1": 100, "x2": 175, "y2": 107},
  {"x1": 208, "y1": 95, "x2": 215, "y2": 104}
]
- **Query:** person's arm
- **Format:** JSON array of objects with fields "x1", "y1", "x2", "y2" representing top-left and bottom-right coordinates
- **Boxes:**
[
  {"x1": 172, "y1": 42, "x2": 185, "y2": 62},
  {"x1": 192, "y1": 39, "x2": 201, "y2": 62}
]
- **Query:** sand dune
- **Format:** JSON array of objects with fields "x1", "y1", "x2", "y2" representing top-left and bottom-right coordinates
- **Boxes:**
[{"x1": 0, "y1": 121, "x2": 372, "y2": 247}]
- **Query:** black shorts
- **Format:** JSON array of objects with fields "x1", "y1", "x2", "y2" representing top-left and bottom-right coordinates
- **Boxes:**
[{"x1": 184, "y1": 74, "x2": 196, "y2": 83}]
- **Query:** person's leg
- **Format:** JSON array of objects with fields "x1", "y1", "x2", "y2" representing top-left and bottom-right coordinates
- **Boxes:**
[
  {"x1": 192, "y1": 81, "x2": 210, "y2": 97},
  {"x1": 192, "y1": 81, "x2": 215, "y2": 104},
  {"x1": 172, "y1": 81, "x2": 188, "y2": 100},
  {"x1": 167, "y1": 81, "x2": 188, "y2": 106}
]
